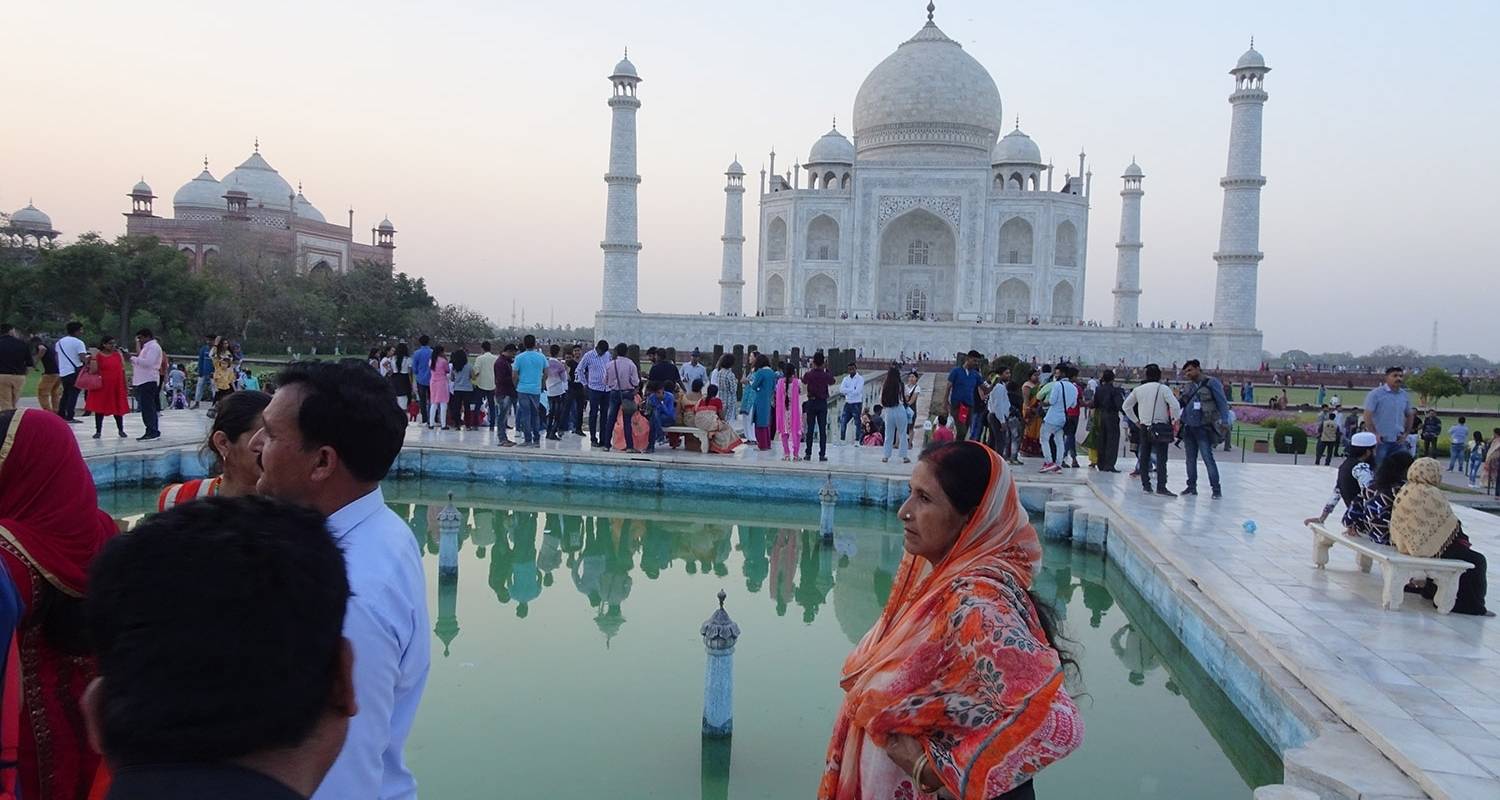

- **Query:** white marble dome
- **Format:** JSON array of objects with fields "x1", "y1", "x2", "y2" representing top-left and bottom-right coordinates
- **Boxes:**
[
  {"x1": 808, "y1": 127, "x2": 855, "y2": 164},
  {"x1": 377, "y1": 216, "x2": 395, "y2": 232},
  {"x1": 852, "y1": 18, "x2": 1001, "y2": 162},
  {"x1": 221, "y1": 150, "x2": 295, "y2": 211},
  {"x1": 611, "y1": 55, "x2": 639, "y2": 79},
  {"x1": 1235, "y1": 46, "x2": 1266, "y2": 70},
  {"x1": 9, "y1": 202, "x2": 52, "y2": 231},
  {"x1": 173, "y1": 167, "x2": 223, "y2": 210},
  {"x1": 726, "y1": 158, "x2": 744, "y2": 175},
  {"x1": 1123, "y1": 160, "x2": 1144, "y2": 178},
  {"x1": 131, "y1": 179, "x2": 153, "y2": 196},
  {"x1": 992, "y1": 128, "x2": 1042, "y2": 165},
  {"x1": 293, "y1": 191, "x2": 325, "y2": 223}
]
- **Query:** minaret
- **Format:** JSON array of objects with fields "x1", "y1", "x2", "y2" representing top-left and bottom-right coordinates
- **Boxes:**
[
  {"x1": 1212, "y1": 42, "x2": 1270, "y2": 330},
  {"x1": 600, "y1": 51, "x2": 643, "y2": 313},
  {"x1": 718, "y1": 158, "x2": 746, "y2": 316},
  {"x1": 1112, "y1": 160, "x2": 1144, "y2": 327}
]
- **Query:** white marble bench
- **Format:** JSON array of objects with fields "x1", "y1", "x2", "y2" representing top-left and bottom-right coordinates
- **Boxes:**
[
  {"x1": 664, "y1": 426, "x2": 709, "y2": 453},
  {"x1": 1306, "y1": 522, "x2": 1473, "y2": 613}
]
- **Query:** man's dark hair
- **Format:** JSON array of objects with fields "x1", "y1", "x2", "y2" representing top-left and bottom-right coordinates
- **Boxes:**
[
  {"x1": 646, "y1": 380, "x2": 661, "y2": 393},
  {"x1": 1101, "y1": 369, "x2": 1115, "y2": 382},
  {"x1": 1385, "y1": 366, "x2": 1403, "y2": 376},
  {"x1": 614, "y1": 342, "x2": 629, "y2": 357},
  {"x1": 966, "y1": 350, "x2": 983, "y2": 360},
  {"x1": 204, "y1": 333, "x2": 215, "y2": 340},
  {"x1": 596, "y1": 339, "x2": 609, "y2": 351},
  {"x1": 549, "y1": 344, "x2": 560, "y2": 357},
  {"x1": 87, "y1": 496, "x2": 350, "y2": 766},
  {"x1": 418, "y1": 335, "x2": 430, "y2": 346},
  {"x1": 135, "y1": 328, "x2": 154, "y2": 339},
  {"x1": 0, "y1": 323, "x2": 10, "y2": 334},
  {"x1": 481, "y1": 341, "x2": 491, "y2": 352},
  {"x1": 503, "y1": 342, "x2": 518, "y2": 354},
  {"x1": 523, "y1": 334, "x2": 536, "y2": 350},
  {"x1": 1459, "y1": 416, "x2": 1467, "y2": 424},
  {"x1": 812, "y1": 352, "x2": 825, "y2": 366},
  {"x1": 1183, "y1": 359, "x2": 1201, "y2": 370},
  {"x1": 276, "y1": 360, "x2": 406, "y2": 482},
  {"x1": 1144, "y1": 363, "x2": 1162, "y2": 382},
  {"x1": 67, "y1": 321, "x2": 83, "y2": 335}
]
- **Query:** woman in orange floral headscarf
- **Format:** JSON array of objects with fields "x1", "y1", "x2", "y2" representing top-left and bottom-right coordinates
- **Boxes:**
[
  {"x1": 819, "y1": 441, "x2": 1082, "y2": 800},
  {"x1": 0, "y1": 408, "x2": 117, "y2": 799}
]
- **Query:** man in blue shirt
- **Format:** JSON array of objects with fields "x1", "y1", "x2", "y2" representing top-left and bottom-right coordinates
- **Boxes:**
[
  {"x1": 512, "y1": 334, "x2": 548, "y2": 447},
  {"x1": 410, "y1": 335, "x2": 433, "y2": 425},
  {"x1": 192, "y1": 333, "x2": 214, "y2": 409},
  {"x1": 1363, "y1": 366, "x2": 1414, "y2": 465},
  {"x1": 644, "y1": 381, "x2": 675, "y2": 454},
  {"x1": 945, "y1": 351, "x2": 983, "y2": 442},
  {"x1": 1178, "y1": 359, "x2": 1231, "y2": 498}
]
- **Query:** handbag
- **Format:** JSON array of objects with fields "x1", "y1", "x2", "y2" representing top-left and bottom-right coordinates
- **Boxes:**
[
  {"x1": 1147, "y1": 385, "x2": 1175, "y2": 444},
  {"x1": 75, "y1": 367, "x2": 103, "y2": 392}
]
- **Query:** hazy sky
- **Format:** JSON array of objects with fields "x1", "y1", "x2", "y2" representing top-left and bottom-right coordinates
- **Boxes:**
[{"x1": 6, "y1": 0, "x2": 1498, "y2": 357}]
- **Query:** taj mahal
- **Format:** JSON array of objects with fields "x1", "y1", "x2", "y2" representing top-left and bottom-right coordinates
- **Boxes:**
[{"x1": 596, "y1": 4, "x2": 1269, "y2": 368}]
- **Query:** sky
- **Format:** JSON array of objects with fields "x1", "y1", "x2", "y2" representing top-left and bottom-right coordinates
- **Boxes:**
[{"x1": 5, "y1": 0, "x2": 1499, "y2": 357}]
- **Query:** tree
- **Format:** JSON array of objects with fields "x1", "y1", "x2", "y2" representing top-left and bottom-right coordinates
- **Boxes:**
[
  {"x1": 432, "y1": 304, "x2": 496, "y2": 345},
  {"x1": 1407, "y1": 367, "x2": 1464, "y2": 405}
]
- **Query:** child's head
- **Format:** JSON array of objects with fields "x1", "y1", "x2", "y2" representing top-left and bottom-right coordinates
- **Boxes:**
[
  {"x1": 937, "y1": 413, "x2": 949, "y2": 426},
  {"x1": 648, "y1": 380, "x2": 663, "y2": 396}
]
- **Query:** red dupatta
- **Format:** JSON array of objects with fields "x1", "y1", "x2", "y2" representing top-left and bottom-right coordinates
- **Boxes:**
[
  {"x1": 0, "y1": 409, "x2": 117, "y2": 596},
  {"x1": 0, "y1": 409, "x2": 115, "y2": 800}
]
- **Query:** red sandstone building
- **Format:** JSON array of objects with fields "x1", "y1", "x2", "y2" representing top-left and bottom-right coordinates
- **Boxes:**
[{"x1": 123, "y1": 143, "x2": 394, "y2": 274}]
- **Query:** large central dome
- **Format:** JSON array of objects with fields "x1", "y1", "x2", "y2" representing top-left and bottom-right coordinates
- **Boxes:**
[{"x1": 852, "y1": 17, "x2": 1002, "y2": 163}]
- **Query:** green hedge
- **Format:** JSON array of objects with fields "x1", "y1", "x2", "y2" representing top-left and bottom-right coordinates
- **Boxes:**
[{"x1": 1272, "y1": 424, "x2": 1308, "y2": 454}]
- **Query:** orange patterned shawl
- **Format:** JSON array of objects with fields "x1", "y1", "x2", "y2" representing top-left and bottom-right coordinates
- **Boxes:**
[{"x1": 819, "y1": 444, "x2": 1082, "y2": 800}]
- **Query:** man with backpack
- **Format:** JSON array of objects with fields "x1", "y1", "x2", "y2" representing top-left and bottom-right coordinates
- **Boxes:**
[{"x1": 1177, "y1": 359, "x2": 1229, "y2": 498}]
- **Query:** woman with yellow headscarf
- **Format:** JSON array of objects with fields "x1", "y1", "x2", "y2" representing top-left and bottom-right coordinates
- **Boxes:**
[{"x1": 1390, "y1": 457, "x2": 1490, "y2": 616}]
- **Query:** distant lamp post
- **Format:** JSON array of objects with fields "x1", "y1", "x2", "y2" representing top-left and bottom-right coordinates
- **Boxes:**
[{"x1": 701, "y1": 589, "x2": 741, "y2": 738}]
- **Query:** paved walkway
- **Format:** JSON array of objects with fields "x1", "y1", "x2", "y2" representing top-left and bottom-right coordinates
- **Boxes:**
[{"x1": 1089, "y1": 463, "x2": 1500, "y2": 798}]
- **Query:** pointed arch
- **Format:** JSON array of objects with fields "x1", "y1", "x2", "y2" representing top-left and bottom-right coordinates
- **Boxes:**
[
  {"x1": 805, "y1": 214, "x2": 840, "y2": 260},
  {"x1": 766, "y1": 216, "x2": 787, "y2": 262},
  {"x1": 997, "y1": 217, "x2": 1033, "y2": 265},
  {"x1": 996, "y1": 278, "x2": 1030, "y2": 323},
  {"x1": 840, "y1": 172, "x2": 851, "y2": 189},
  {"x1": 1054, "y1": 220, "x2": 1078, "y2": 267},
  {"x1": 1009, "y1": 172, "x2": 1024, "y2": 191},
  {"x1": 804, "y1": 274, "x2": 837, "y2": 318},
  {"x1": 877, "y1": 208, "x2": 957, "y2": 319},
  {"x1": 1051, "y1": 280, "x2": 1075, "y2": 323},
  {"x1": 765, "y1": 273, "x2": 786, "y2": 315}
]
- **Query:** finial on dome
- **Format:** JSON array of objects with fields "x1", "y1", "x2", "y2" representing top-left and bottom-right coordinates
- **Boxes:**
[
  {"x1": 927, "y1": 1, "x2": 935, "y2": 23},
  {"x1": 1249, "y1": 36, "x2": 1254, "y2": 48},
  {"x1": 297, "y1": 181, "x2": 303, "y2": 193},
  {"x1": 717, "y1": 589, "x2": 727, "y2": 609},
  {"x1": 624, "y1": 46, "x2": 628, "y2": 59},
  {"x1": 832, "y1": 115, "x2": 837, "y2": 130},
  {"x1": 254, "y1": 137, "x2": 259, "y2": 154},
  {"x1": 203, "y1": 155, "x2": 209, "y2": 170},
  {"x1": 1015, "y1": 115, "x2": 1020, "y2": 130}
]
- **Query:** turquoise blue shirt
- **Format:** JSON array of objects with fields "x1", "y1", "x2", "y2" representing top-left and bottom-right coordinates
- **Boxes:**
[{"x1": 513, "y1": 350, "x2": 546, "y2": 395}]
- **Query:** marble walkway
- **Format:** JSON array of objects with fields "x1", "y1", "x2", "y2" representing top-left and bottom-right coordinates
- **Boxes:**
[{"x1": 1090, "y1": 463, "x2": 1500, "y2": 798}]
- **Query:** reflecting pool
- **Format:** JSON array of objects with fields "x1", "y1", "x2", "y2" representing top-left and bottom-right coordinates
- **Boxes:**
[{"x1": 100, "y1": 478, "x2": 1280, "y2": 798}]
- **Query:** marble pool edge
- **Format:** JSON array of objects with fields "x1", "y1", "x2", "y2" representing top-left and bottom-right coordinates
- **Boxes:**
[{"x1": 86, "y1": 446, "x2": 1421, "y2": 799}]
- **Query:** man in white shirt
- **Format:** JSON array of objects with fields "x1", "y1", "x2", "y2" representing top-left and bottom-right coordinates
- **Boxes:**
[
  {"x1": 837, "y1": 363, "x2": 865, "y2": 445},
  {"x1": 130, "y1": 328, "x2": 164, "y2": 440},
  {"x1": 55, "y1": 320, "x2": 88, "y2": 422},
  {"x1": 251, "y1": 361, "x2": 429, "y2": 800},
  {"x1": 680, "y1": 349, "x2": 709, "y2": 392},
  {"x1": 1122, "y1": 362, "x2": 1182, "y2": 496}
]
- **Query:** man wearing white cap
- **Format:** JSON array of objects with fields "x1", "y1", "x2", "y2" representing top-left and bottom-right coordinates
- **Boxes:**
[{"x1": 1304, "y1": 431, "x2": 1379, "y2": 528}]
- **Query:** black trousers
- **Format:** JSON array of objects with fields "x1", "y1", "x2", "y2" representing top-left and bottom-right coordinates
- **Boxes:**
[
  {"x1": 135, "y1": 381, "x2": 160, "y2": 436},
  {"x1": 1139, "y1": 439, "x2": 1169, "y2": 490},
  {"x1": 1097, "y1": 412, "x2": 1121, "y2": 471},
  {"x1": 1444, "y1": 542, "x2": 1489, "y2": 616},
  {"x1": 803, "y1": 398, "x2": 829, "y2": 458},
  {"x1": 1315, "y1": 440, "x2": 1339, "y2": 465},
  {"x1": 60, "y1": 373, "x2": 81, "y2": 420}
]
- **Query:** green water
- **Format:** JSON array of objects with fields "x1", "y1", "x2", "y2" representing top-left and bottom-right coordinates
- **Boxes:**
[{"x1": 100, "y1": 480, "x2": 1280, "y2": 799}]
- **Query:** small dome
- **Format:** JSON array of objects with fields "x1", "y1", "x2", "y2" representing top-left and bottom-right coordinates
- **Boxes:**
[
  {"x1": 132, "y1": 179, "x2": 154, "y2": 196},
  {"x1": 992, "y1": 127, "x2": 1042, "y2": 165},
  {"x1": 725, "y1": 159, "x2": 744, "y2": 175},
  {"x1": 611, "y1": 55, "x2": 639, "y2": 79},
  {"x1": 377, "y1": 216, "x2": 395, "y2": 231},
  {"x1": 221, "y1": 149, "x2": 295, "y2": 210},
  {"x1": 173, "y1": 167, "x2": 223, "y2": 210},
  {"x1": 1123, "y1": 160, "x2": 1144, "y2": 178},
  {"x1": 9, "y1": 202, "x2": 52, "y2": 231},
  {"x1": 808, "y1": 127, "x2": 855, "y2": 164},
  {"x1": 293, "y1": 192, "x2": 325, "y2": 223},
  {"x1": 1235, "y1": 46, "x2": 1266, "y2": 70}
]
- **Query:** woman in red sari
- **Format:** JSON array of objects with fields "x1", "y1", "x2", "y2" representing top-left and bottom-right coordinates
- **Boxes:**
[
  {"x1": 84, "y1": 336, "x2": 130, "y2": 440},
  {"x1": 0, "y1": 408, "x2": 116, "y2": 799},
  {"x1": 820, "y1": 441, "x2": 1081, "y2": 800}
]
